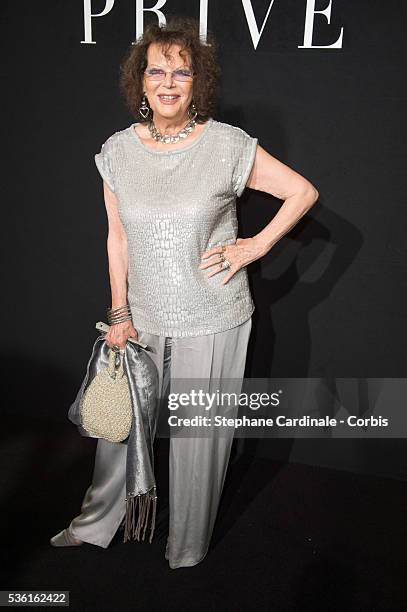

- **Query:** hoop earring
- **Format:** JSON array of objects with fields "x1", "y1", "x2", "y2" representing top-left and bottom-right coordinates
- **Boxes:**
[
  {"x1": 139, "y1": 94, "x2": 151, "y2": 120},
  {"x1": 188, "y1": 101, "x2": 198, "y2": 121}
]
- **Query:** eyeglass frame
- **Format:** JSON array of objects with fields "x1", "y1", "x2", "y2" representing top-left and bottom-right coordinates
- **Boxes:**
[{"x1": 143, "y1": 65, "x2": 196, "y2": 81}]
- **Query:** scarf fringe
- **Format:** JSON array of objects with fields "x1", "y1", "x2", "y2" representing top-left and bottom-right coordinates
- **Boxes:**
[{"x1": 123, "y1": 488, "x2": 157, "y2": 544}]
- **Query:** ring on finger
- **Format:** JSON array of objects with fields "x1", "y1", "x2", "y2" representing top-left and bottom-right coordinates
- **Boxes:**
[{"x1": 218, "y1": 259, "x2": 231, "y2": 270}]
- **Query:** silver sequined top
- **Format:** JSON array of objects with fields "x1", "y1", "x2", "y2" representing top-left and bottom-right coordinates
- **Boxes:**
[{"x1": 94, "y1": 117, "x2": 258, "y2": 337}]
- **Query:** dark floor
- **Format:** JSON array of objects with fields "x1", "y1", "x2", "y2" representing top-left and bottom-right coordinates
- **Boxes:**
[{"x1": 1, "y1": 419, "x2": 406, "y2": 612}]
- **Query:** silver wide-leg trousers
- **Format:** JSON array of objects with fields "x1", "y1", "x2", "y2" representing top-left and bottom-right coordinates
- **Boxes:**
[{"x1": 69, "y1": 316, "x2": 252, "y2": 569}]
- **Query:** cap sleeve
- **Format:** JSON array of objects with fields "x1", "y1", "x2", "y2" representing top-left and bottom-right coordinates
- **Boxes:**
[
  {"x1": 231, "y1": 126, "x2": 258, "y2": 197},
  {"x1": 94, "y1": 137, "x2": 116, "y2": 193}
]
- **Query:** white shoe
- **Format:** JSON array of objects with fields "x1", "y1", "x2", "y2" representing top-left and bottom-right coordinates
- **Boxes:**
[{"x1": 50, "y1": 526, "x2": 84, "y2": 547}]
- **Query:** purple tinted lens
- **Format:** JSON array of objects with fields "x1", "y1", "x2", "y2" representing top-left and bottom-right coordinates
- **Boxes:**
[
  {"x1": 146, "y1": 69, "x2": 165, "y2": 79},
  {"x1": 174, "y1": 70, "x2": 193, "y2": 80}
]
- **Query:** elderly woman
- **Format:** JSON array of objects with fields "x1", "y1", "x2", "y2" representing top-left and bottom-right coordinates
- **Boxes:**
[{"x1": 50, "y1": 17, "x2": 318, "y2": 568}]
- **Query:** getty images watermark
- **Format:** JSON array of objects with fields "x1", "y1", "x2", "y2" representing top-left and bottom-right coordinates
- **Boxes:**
[{"x1": 155, "y1": 378, "x2": 407, "y2": 438}]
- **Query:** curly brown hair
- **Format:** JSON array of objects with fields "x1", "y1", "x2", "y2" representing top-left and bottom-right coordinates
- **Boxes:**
[{"x1": 119, "y1": 16, "x2": 221, "y2": 124}]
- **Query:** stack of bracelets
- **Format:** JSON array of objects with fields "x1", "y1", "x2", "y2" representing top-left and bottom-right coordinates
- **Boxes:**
[{"x1": 107, "y1": 303, "x2": 132, "y2": 326}]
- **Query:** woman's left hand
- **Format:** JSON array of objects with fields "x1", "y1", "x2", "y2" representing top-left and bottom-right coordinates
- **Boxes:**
[{"x1": 199, "y1": 237, "x2": 267, "y2": 285}]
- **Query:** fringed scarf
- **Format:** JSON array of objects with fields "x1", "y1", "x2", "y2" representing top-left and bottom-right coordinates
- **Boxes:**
[
  {"x1": 122, "y1": 488, "x2": 157, "y2": 543},
  {"x1": 68, "y1": 327, "x2": 160, "y2": 544}
]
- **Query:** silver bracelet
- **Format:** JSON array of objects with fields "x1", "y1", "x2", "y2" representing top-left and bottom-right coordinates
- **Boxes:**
[{"x1": 107, "y1": 303, "x2": 132, "y2": 326}]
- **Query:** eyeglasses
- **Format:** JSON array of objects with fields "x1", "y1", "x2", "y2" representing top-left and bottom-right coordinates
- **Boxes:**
[{"x1": 144, "y1": 67, "x2": 195, "y2": 82}]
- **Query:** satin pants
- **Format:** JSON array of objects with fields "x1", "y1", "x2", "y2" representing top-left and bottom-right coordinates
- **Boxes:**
[{"x1": 69, "y1": 316, "x2": 252, "y2": 569}]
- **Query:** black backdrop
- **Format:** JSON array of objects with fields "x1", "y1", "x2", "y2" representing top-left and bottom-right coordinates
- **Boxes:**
[{"x1": 4, "y1": 1, "x2": 406, "y2": 479}]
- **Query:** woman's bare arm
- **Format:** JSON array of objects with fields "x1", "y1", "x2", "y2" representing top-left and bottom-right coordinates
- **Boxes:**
[
  {"x1": 200, "y1": 145, "x2": 319, "y2": 283},
  {"x1": 247, "y1": 144, "x2": 319, "y2": 254},
  {"x1": 102, "y1": 180, "x2": 138, "y2": 347},
  {"x1": 103, "y1": 181, "x2": 128, "y2": 307}
]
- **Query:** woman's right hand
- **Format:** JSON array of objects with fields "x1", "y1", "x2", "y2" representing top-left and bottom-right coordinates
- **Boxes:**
[{"x1": 105, "y1": 320, "x2": 139, "y2": 350}]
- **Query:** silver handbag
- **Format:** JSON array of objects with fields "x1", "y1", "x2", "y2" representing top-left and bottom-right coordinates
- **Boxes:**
[{"x1": 79, "y1": 346, "x2": 133, "y2": 443}]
